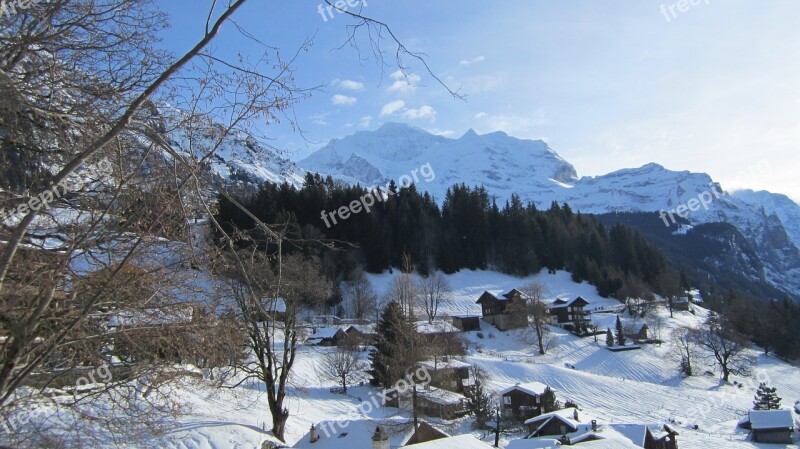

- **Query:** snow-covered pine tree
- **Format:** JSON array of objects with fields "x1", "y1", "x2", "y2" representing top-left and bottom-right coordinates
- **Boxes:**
[
  {"x1": 615, "y1": 315, "x2": 627, "y2": 346},
  {"x1": 753, "y1": 382, "x2": 782, "y2": 410},
  {"x1": 606, "y1": 328, "x2": 615, "y2": 347}
]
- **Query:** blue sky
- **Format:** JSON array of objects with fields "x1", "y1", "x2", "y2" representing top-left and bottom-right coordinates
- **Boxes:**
[{"x1": 159, "y1": 1, "x2": 800, "y2": 200}]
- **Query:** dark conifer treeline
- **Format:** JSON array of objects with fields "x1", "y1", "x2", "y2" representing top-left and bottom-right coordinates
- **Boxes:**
[{"x1": 213, "y1": 173, "x2": 676, "y2": 299}]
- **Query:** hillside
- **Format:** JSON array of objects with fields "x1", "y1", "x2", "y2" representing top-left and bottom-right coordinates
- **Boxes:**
[{"x1": 10, "y1": 269, "x2": 798, "y2": 448}]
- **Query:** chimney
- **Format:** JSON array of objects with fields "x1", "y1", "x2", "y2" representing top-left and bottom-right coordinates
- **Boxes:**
[
  {"x1": 591, "y1": 420, "x2": 597, "y2": 432},
  {"x1": 309, "y1": 424, "x2": 319, "y2": 443},
  {"x1": 574, "y1": 409, "x2": 579, "y2": 422},
  {"x1": 372, "y1": 425, "x2": 390, "y2": 449}
]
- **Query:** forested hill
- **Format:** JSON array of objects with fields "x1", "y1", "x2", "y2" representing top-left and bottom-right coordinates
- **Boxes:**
[{"x1": 214, "y1": 173, "x2": 678, "y2": 299}]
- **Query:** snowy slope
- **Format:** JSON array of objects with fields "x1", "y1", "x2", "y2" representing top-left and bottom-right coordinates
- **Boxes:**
[
  {"x1": 12, "y1": 269, "x2": 799, "y2": 448},
  {"x1": 167, "y1": 128, "x2": 306, "y2": 189}
]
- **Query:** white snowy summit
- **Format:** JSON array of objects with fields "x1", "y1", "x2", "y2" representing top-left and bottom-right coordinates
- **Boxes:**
[{"x1": 300, "y1": 122, "x2": 578, "y2": 199}]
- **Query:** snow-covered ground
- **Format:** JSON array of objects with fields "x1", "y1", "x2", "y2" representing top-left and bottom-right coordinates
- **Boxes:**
[{"x1": 11, "y1": 269, "x2": 800, "y2": 448}]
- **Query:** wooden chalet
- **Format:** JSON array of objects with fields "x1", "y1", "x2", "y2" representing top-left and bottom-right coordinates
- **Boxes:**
[
  {"x1": 418, "y1": 358, "x2": 473, "y2": 394},
  {"x1": 549, "y1": 296, "x2": 589, "y2": 326},
  {"x1": 476, "y1": 289, "x2": 526, "y2": 331},
  {"x1": 500, "y1": 382, "x2": 553, "y2": 423}
]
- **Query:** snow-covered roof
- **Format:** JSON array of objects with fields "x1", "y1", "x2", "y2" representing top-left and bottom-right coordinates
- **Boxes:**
[
  {"x1": 403, "y1": 434, "x2": 494, "y2": 449},
  {"x1": 346, "y1": 324, "x2": 376, "y2": 334},
  {"x1": 568, "y1": 428, "x2": 643, "y2": 449},
  {"x1": 506, "y1": 438, "x2": 562, "y2": 449},
  {"x1": 391, "y1": 386, "x2": 467, "y2": 405},
  {"x1": 524, "y1": 407, "x2": 582, "y2": 428},
  {"x1": 749, "y1": 409, "x2": 795, "y2": 430},
  {"x1": 418, "y1": 358, "x2": 472, "y2": 371},
  {"x1": 304, "y1": 326, "x2": 340, "y2": 341},
  {"x1": 292, "y1": 418, "x2": 414, "y2": 449},
  {"x1": 609, "y1": 424, "x2": 677, "y2": 446},
  {"x1": 501, "y1": 381, "x2": 552, "y2": 397},
  {"x1": 549, "y1": 296, "x2": 589, "y2": 309},
  {"x1": 415, "y1": 320, "x2": 460, "y2": 335}
]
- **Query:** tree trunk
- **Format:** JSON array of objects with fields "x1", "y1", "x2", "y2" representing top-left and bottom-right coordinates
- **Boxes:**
[
  {"x1": 494, "y1": 408, "x2": 500, "y2": 447},
  {"x1": 272, "y1": 407, "x2": 289, "y2": 441},
  {"x1": 536, "y1": 326, "x2": 545, "y2": 355}
]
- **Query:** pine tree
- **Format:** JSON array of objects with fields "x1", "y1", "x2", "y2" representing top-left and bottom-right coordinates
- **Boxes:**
[
  {"x1": 606, "y1": 328, "x2": 615, "y2": 347},
  {"x1": 753, "y1": 382, "x2": 782, "y2": 410},
  {"x1": 541, "y1": 387, "x2": 559, "y2": 413},
  {"x1": 615, "y1": 315, "x2": 627, "y2": 346},
  {"x1": 468, "y1": 380, "x2": 493, "y2": 428},
  {"x1": 368, "y1": 301, "x2": 419, "y2": 388}
]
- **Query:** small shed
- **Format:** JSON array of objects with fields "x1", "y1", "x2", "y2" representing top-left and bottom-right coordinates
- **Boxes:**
[
  {"x1": 451, "y1": 315, "x2": 481, "y2": 332},
  {"x1": 749, "y1": 409, "x2": 795, "y2": 444}
]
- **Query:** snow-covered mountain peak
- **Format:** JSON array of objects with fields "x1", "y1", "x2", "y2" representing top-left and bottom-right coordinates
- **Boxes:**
[
  {"x1": 460, "y1": 128, "x2": 480, "y2": 139},
  {"x1": 299, "y1": 123, "x2": 579, "y2": 194}
]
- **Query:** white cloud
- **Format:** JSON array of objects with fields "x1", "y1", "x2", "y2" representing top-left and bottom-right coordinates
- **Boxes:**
[
  {"x1": 459, "y1": 55, "x2": 486, "y2": 66},
  {"x1": 403, "y1": 105, "x2": 437, "y2": 122},
  {"x1": 310, "y1": 112, "x2": 329, "y2": 126},
  {"x1": 359, "y1": 116, "x2": 373, "y2": 128},
  {"x1": 463, "y1": 74, "x2": 506, "y2": 93},
  {"x1": 332, "y1": 94, "x2": 357, "y2": 106},
  {"x1": 338, "y1": 79, "x2": 364, "y2": 91},
  {"x1": 474, "y1": 109, "x2": 548, "y2": 137},
  {"x1": 387, "y1": 70, "x2": 421, "y2": 94},
  {"x1": 380, "y1": 100, "x2": 406, "y2": 117}
]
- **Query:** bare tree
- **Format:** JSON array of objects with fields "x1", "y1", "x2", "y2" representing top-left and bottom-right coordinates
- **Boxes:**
[
  {"x1": 385, "y1": 253, "x2": 419, "y2": 318},
  {"x1": 346, "y1": 269, "x2": 378, "y2": 322},
  {"x1": 317, "y1": 344, "x2": 364, "y2": 394},
  {"x1": 618, "y1": 280, "x2": 654, "y2": 317},
  {"x1": 697, "y1": 315, "x2": 750, "y2": 382},
  {"x1": 518, "y1": 282, "x2": 552, "y2": 355},
  {"x1": 418, "y1": 272, "x2": 451, "y2": 324},
  {"x1": 645, "y1": 314, "x2": 666, "y2": 344},
  {"x1": 211, "y1": 246, "x2": 329, "y2": 441},
  {"x1": 0, "y1": 0, "x2": 264, "y2": 422},
  {"x1": 671, "y1": 326, "x2": 699, "y2": 376}
]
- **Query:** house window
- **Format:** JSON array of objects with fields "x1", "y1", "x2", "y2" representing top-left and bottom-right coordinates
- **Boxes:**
[{"x1": 503, "y1": 396, "x2": 511, "y2": 405}]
